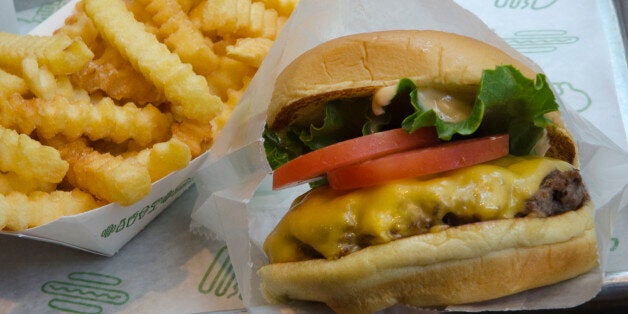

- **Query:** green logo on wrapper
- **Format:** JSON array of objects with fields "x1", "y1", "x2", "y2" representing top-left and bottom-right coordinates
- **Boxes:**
[
  {"x1": 42, "y1": 272, "x2": 129, "y2": 314},
  {"x1": 611, "y1": 237, "x2": 619, "y2": 251},
  {"x1": 493, "y1": 0, "x2": 558, "y2": 10},
  {"x1": 199, "y1": 246, "x2": 241, "y2": 299},
  {"x1": 504, "y1": 30, "x2": 578, "y2": 54},
  {"x1": 17, "y1": 0, "x2": 72, "y2": 25},
  {"x1": 100, "y1": 178, "x2": 193, "y2": 238},
  {"x1": 552, "y1": 82, "x2": 592, "y2": 113}
]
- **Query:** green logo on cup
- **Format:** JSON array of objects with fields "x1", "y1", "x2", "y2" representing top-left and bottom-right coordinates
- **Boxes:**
[
  {"x1": 101, "y1": 178, "x2": 193, "y2": 238},
  {"x1": 42, "y1": 272, "x2": 129, "y2": 314}
]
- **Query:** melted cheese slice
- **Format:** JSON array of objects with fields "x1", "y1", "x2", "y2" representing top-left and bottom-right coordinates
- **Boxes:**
[{"x1": 264, "y1": 155, "x2": 575, "y2": 264}]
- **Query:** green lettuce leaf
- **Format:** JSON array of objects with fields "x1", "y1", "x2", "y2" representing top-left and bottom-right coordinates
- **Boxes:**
[
  {"x1": 262, "y1": 125, "x2": 308, "y2": 170},
  {"x1": 298, "y1": 98, "x2": 370, "y2": 150},
  {"x1": 263, "y1": 65, "x2": 559, "y2": 171},
  {"x1": 477, "y1": 66, "x2": 558, "y2": 155},
  {"x1": 402, "y1": 65, "x2": 558, "y2": 155},
  {"x1": 363, "y1": 78, "x2": 416, "y2": 134}
]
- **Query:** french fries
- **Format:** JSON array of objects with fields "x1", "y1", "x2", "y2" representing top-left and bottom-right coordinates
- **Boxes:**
[
  {"x1": 0, "y1": 32, "x2": 94, "y2": 75},
  {"x1": 0, "y1": 69, "x2": 28, "y2": 96},
  {"x1": 200, "y1": 0, "x2": 286, "y2": 39},
  {"x1": 0, "y1": 126, "x2": 68, "y2": 183},
  {"x1": 0, "y1": 0, "x2": 297, "y2": 231},
  {"x1": 84, "y1": 0, "x2": 225, "y2": 123},
  {"x1": 0, "y1": 189, "x2": 102, "y2": 231}
]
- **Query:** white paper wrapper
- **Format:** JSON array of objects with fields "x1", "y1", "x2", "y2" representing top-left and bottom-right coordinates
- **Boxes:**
[
  {"x1": 0, "y1": 0, "x2": 213, "y2": 256},
  {"x1": 193, "y1": 0, "x2": 628, "y2": 312}
]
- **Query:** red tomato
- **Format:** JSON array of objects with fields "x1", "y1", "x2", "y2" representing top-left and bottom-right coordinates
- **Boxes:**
[
  {"x1": 272, "y1": 128, "x2": 440, "y2": 190},
  {"x1": 327, "y1": 134, "x2": 509, "y2": 190}
]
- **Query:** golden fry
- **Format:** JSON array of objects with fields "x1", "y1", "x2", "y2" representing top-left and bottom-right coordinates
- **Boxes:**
[
  {"x1": 54, "y1": 1, "x2": 101, "y2": 52},
  {"x1": 84, "y1": 0, "x2": 225, "y2": 123},
  {"x1": 201, "y1": 0, "x2": 284, "y2": 39},
  {"x1": 130, "y1": 138, "x2": 192, "y2": 181},
  {"x1": 49, "y1": 136, "x2": 152, "y2": 206},
  {"x1": 0, "y1": 32, "x2": 93, "y2": 75},
  {"x1": 138, "y1": 0, "x2": 219, "y2": 76},
  {"x1": 0, "y1": 68, "x2": 28, "y2": 96},
  {"x1": 0, "y1": 172, "x2": 56, "y2": 194},
  {"x1": 0, "y1": 189, "x2": 102, "y2": 231},
  {"x1": 226, "y1": 37, "x2": 274, "y2": 68},
  {"x1": 0, "y1": 94, "x2": 37, "y2": 136},
  {"x1": 258, "y1": 0, "x2": 299, "y2": 17},
  {"x1": 171, "y1": 118, "x2": 214, "y2": 158},
  {"x1": 205, "y1": 56, "x2": 256, "y2": 100},
  {"x1": 177, "y1": 0, "x2": 203, "y2": 13},
  {"x1": 0, "y1": 126, "x2": 68, "y2": 183},
  {"x1": 20, "y1": 56, "x2": 58, "y2": 99},
  {"x1": 70, "y1": 44, "x2": 164, "y2": 104},
  {"x1": 0, "y1": 94, "x2": 172, "y2": 146}
]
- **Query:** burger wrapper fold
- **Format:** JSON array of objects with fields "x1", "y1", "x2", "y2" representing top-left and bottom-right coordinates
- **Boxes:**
[{"x1": 191, "y1": 0, "x2": 628, "y2": 311}]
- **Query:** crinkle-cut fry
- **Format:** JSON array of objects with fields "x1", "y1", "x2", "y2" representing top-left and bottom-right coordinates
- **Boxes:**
[
  {"x1": 258, "y1": 0, "x2": 299, "y2": 17},
  {"x1": 137, "y1": 0, "x2": 219, "y2": 76},
  {"x1": 70, "y1": 44, "x2": 164, "y2": 104},
  {"x1": 205, "y1": 56, "x2": 256, "y2": 100},
  {"x1": 54, "y1": 1, "x2": 100, "y2": 51},
  {"x1": 0, "y1": 94, "x2": 37, "y2": 136},
  {"x1": 129, "y1": 138, "x2": 191, "y2": 181},
  {"x1": 0, "y1": 68, "x2": 28, "y2": 96},
  {"x1": 49, "y1": 136, "x2": 152, "y2": 206},
  {"x1": 201, "y1": 0, "x2": 284, "y2": 39},
  {"x1": 206, "y1": 83, "x2": 246, "y2": 141},
  {"x1": 21, "y1": 56, "x2": 58, "y2": 100},
  {"x1": 171, "y1": 119, "x2": 214, "y2": 158},
  {"x1": 177, "y1": 0, "x2": 203, "y2": 13},
  {"x1": 0, "y1": 93, "x2": 172, "y2": 146},
  {"x1": 84, "y1": 0, "x2": 225, "y2": 123},
  {"x1": 0, "y1": 126, "x2": 68, "y2": 183},
  {"x1": 188, "y1": 0, "x2": 207, "y2": 31},
  {"x1": 124, "y1": 0, "x2": 162, "y2": 36},
  {"x1": 226, "y1": 37, "x2": 274, "y2": 68},
  {"x1": 0, "y1": 172, "x2": 56, "y2": 194},
  {"x1": 0, "y1": 189, "x2": 102, "y2": 231},
  {"x1": 0, "y1": 32, "x2": 94, "y2": 75}
]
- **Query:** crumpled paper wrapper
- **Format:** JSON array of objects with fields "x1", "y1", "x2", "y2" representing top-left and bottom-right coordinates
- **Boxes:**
[{"x1": 192, "y1": 0, "x2": 628, "y2": 312}]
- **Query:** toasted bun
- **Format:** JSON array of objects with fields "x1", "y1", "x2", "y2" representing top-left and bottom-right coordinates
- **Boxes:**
[
  {"x1": 267, "y1": 30, "x2": 537, "y2": 130},
  {"x1": 267, "y1": 30, "x2": 577, "y2": 164},
  {"x1": 258, "y1": 202, "x2": 598, "y2": 313}
]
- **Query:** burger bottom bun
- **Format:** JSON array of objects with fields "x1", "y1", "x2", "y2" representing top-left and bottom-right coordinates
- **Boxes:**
[{"x1": 258, "y1": 202, "x2": 598, "y2": 313}]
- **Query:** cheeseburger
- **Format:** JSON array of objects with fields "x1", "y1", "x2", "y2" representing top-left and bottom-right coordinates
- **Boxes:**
[{"x1": 259, "y1": 30, "x2": 598, "y2": 313}]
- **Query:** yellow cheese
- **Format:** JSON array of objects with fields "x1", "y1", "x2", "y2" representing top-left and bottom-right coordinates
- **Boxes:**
[{"x1": 264, "y1": 155, "x2": 575, "y2": 263}]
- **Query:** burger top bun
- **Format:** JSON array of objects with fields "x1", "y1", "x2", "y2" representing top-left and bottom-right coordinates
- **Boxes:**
[
  {"x1": 267, "y1": 30, "x2": 536, "y2": 131},
  {"x1": 266, "y1": 30, "x2": 577, "y2": 165}
]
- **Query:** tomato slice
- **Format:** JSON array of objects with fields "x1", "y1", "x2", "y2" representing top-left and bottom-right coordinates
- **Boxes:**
[
  {"x1": 327, "y1": 134, "x2": 509, "y2": 190},
  {"x1": 272, "y1": 128, "x2": 440, "y2": 190}
]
